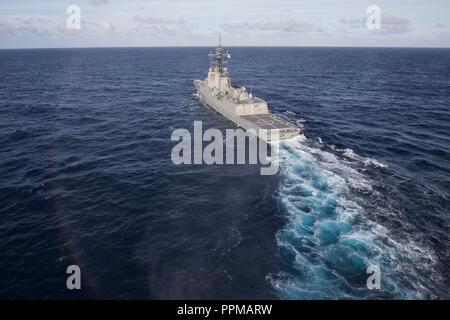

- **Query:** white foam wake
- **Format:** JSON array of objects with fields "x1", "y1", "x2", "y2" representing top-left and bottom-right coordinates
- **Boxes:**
[
  {"x1": 331, "y1": 146, "x2": 388, "y2": 169},
  {"x1": 270, "y1": 136, "x2": 436, "y2": 299}
]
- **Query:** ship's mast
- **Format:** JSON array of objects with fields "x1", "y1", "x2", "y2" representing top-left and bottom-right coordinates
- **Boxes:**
[
  {"x1": 208, "y1": 33, "x2": 229, "y2": 74},
  {"x1": 216, "y1": 33, "x2": 223, "y2": 71}
]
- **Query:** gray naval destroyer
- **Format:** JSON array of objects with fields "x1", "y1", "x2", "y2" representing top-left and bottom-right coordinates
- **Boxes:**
[{"x1": 194, "y1": 37, "x2": 299, "y2": 141}]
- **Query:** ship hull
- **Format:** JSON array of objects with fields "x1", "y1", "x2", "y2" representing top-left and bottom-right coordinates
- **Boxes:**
[{"x1": 194, "y1": 80, "x2": 299, "y2": 142}]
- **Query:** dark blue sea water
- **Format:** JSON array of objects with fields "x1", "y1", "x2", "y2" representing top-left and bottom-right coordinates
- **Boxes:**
[{"x1": 0, "y1": 47, "x2": 449, "y2": 299}]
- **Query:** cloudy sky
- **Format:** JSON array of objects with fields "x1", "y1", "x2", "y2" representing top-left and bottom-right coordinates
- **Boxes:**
[{"x1": 0, "y1": 0, "x2": 449, "y2": 48}]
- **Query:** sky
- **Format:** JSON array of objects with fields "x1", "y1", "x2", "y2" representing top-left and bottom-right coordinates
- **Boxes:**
[{"x1": 0, "y1": 0, "x2": 449, "y2": 48}]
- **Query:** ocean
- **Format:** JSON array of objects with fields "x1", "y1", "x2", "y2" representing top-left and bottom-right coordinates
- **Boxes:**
[{"x1": 0, "y1": 47, "x2": 448, "y2": 299}]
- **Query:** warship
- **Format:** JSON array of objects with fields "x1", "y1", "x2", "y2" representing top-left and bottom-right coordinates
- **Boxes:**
[{"x1": 194, "y1": 36, "x2": 300, "y2": 141}]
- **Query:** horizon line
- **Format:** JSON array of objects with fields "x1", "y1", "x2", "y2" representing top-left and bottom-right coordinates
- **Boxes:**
[{"x1": 1, "y1": 45, "x2": 450, "y2": 50}]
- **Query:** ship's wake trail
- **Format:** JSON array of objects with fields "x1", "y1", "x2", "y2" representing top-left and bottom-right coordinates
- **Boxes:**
[{"x1": 269, "y1": 136, "x2": 436, "y2": 299}]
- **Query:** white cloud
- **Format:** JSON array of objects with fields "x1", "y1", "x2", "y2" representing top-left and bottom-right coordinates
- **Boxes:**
[
  {"x1": 374, "y1": 14, "x2": 412, "y2": 35},
  {"x1": 133, "y1": 15, "x2": 198, "y2": 36},
  {"x1": 89, "y1": 0, "x2": 110, "y2": 5},
  {"x1": 337, "y1": 14, "x2": 412, "y2": 35},
  {"x1": 134, "y1": 16, "x2": 175, "y2": 25},
  {"x1": 222, "y1": 19, "x2": 323, "y2": 34}
]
